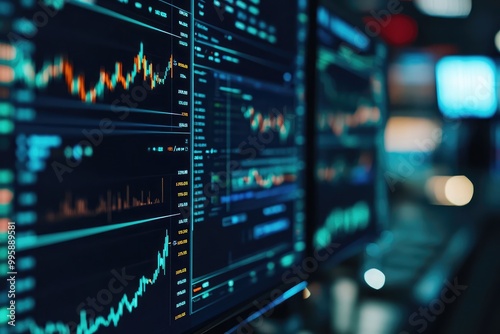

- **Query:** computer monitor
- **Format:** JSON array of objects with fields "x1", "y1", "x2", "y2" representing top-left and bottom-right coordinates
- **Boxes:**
[
  {"x1": 436, "y1": 56, "x2": 498, "y2": 119},
  {"x1": 1, "y1": 0, "x2": 308, "y2": 333},
  {"x1": 388, "y1": 51, "x2": 437, "y2": 109},
  {"x1": 308, "y1": 2, "x2": 388, "y2": 265}
]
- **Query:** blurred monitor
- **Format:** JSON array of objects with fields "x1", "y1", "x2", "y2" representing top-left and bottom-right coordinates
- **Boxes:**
[
  {"x1": 436, "y1": 56, "x2": 498, "y2": 119},
  {"x1": 2, "y1": 0, "x2": 309, "y2": 333},
  {"x1": 310, "y1": 2, "x2": 388, "y2": 265},
  {"x1": 384, "y1": 116, "x2": 442, "y2": 185},
  {"x1": 388, "y1": 51, "x2": 437, "y2": 108}
]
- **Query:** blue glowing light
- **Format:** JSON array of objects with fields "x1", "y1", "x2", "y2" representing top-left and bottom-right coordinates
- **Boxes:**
[{"x1": 436, "y1": 56, "x2": 497, "y2": 118}]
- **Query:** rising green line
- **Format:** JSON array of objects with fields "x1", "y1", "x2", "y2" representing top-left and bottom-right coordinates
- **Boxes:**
[
  {"x1": 17, "y1": 213, "x2": 179, "y2": 252},
  {"x1": 20, "y1": 231, "x2": 169, "y2": 334}
]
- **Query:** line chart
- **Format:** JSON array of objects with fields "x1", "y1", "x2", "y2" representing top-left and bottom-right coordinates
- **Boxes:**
[{"x1": 23, "y1": 230, "x2": 170, "y2": 334}]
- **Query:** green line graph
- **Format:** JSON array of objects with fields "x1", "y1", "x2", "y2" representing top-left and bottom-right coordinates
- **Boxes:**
[{"x1": 21, "y1": 230, "x2": 169, "y2": 334}]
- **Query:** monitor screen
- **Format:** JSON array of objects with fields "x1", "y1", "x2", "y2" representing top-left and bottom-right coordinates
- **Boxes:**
[
  {"x1": 388, "y1": 51, "x2": 437, "y2": 108},
  {"x1": 1, "y1": 0, "x2": 307, "y2": 333},
  {"x1": 436, "y1": 56, "x2": 498, "y2": 119},
  {"x1": 311, "y1": 3, "x2": 387, "y2": 261}
]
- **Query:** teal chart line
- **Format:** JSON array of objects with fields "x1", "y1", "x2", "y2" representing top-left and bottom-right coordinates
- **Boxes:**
[
  {"x1": 17, "y1": 213, "x2": 179, "y2": 251},
  {"x1": 21, "y1": 230, "x2": 169, "y2": 334}
]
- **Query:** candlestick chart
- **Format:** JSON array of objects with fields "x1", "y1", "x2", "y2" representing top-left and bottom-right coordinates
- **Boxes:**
[
  {"x1": 15, "y1": 42, "x2": 174, "y2": 104},
  {"x1": 316, "y1": 42, "x2": 381, "y2": 143},
  {"x1": 317, "y1": 105, "x2": 381, "y2": 137},
  {"x1": 230, "y1": 167, "x2": 298, "y2": 192},
  {"x1": 241, "y1": 105, "x2": 292, "y2": 142},
  {"x1": 9, "y1": 0, "x2": 191, "y2": 132}
]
